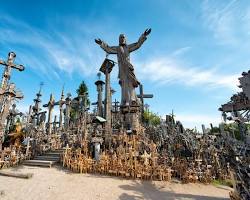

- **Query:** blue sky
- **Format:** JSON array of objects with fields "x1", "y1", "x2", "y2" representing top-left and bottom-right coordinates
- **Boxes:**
[{"x1": 0, "y1": 0, "x2": 249, "y2": 130}]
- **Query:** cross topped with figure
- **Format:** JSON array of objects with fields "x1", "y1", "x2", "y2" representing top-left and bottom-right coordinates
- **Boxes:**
[
  {"x1": 95, "y1": 28, "x2": 151, "y2": 132},
  {"x1": 95, "y1": 28, "x2": 151, "y2": 107}
]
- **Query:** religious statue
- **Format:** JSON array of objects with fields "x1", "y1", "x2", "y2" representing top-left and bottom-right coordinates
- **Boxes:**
[{"x1": 95, "y1": 28, "x2": 151, "y2": 106}]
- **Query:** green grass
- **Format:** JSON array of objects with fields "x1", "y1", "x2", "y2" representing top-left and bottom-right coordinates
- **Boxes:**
[{"x1": 212, "y1": 179, "x2": 233, "y2": 188}]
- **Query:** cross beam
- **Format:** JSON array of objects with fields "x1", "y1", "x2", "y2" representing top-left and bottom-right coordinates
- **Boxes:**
[
  {"x1": 137, "y1": 84, "x2": 153, "y2": 114},
  {"x1": 112, "y1": 99, "x2": 120, "y2": 113},
  {"x1": 0, "y1": 52, "x2": 25, "y2": 90}
]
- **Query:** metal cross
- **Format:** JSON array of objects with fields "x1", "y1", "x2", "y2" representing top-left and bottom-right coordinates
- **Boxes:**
[
  {"x1": 112, "y1": 99, "x2": 120, "y2": 113},
  {"x1": 137, "y1": 84, "x2": 153, "y2": 114}
]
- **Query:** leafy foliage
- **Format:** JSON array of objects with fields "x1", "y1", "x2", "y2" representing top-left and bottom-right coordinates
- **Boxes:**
[
  {"x1": 143, "y1": 110, "x2": 161, "y2": 126},
  {"x1": 209, "y1": 126, "x2": 220, "y2": 135},
  {"x1": 70, "y1": 81, "x2": 90, "y2": 120},
  {"x1": 222, "y1": 122, "x2": 241, "y2": 140},
  {"x1": 76, "y1": 81, "x2": 90, "y2": 106}
]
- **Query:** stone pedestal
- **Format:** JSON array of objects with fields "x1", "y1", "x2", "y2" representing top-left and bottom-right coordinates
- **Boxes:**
[
  {"x1": 120, "y1": 103, "x2": 140, "y2": 133},
  {"x1": 91, "y1": 137, "x2": 103, "y2": 161}
]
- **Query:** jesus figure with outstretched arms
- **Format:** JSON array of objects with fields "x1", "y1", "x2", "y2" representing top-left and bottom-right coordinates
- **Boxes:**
[{"x1": 95, "y1": 28, "x2": 151, "y2": 106}]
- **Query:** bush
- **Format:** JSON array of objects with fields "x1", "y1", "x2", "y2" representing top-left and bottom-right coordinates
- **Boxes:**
[{"x1": 143, "y1": 111, "x2": 161, "y2": 126}]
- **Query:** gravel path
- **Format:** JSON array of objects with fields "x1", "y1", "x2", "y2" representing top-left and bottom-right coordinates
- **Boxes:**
[{"x1": 0, "y1": 165, "x2": 232, "y2": 200}]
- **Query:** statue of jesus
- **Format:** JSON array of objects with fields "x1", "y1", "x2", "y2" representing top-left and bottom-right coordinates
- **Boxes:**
[{"x1": 95, "y1": 28, "x2": 151, "y2": 106}]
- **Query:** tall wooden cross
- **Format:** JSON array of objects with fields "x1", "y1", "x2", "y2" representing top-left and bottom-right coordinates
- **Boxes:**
[
  {"x1": 43, "y1": 94, "x2": 55, "y2": 135},
  {"x1": 0, "y1": 52, "x2": 25, "y2": 149},
  {"x1": 137, "y1": 84, "x2": 153, "y2": 115},
  {"x1": 54, "y1": 86, "x2": 65, "y2": 128},
  {"x1": 0, "y1": 52, "x2": 25, "y2": 90},
  {"x1": 112, "y1": 99, "x2": 120, "y2": 113},
  {"x1": 32, "y1": 82, "x2": 43, "y2": 114}
]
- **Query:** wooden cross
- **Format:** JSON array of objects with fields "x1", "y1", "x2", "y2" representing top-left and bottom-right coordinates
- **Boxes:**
[
  {"x1": 6, "y1": 104, "x2": 22, "y2": 131},
  {"x1": 54, "y1": 86, "x2": 66, "y2": 128},
  {"x1": 141, "y1": 150, "x2": 151, "y2": 166},
  {"x1": 0, "y1": 52, "x2": 25, "y2": 149},
  {"x1": 32, "y1": 82, "x2": 43, "y2": 115},
  {"x1": 137, "y1": 84, "x2": 153, "y2": 115},
  {"x1": 43, "y1": 94, "x2": 55, "y2": 134},
  {"x1": 112, "y1": 99, "x2": 120, "y2": 113},
  {"x1": 0, "y1": 52, "x2": 25, "y2": 90}
]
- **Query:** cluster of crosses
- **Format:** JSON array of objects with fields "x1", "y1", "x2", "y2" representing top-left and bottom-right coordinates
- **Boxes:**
[
  {"x1": 0, "y1": 52, "x2": 25, "y2": 149},
  {"x1": 0, "y1": 29, "x2": 155, "y2": 162}
]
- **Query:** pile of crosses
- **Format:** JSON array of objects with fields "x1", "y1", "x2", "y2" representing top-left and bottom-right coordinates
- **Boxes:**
[
  {"x1": 219, "y1": 70, "x2": 250, "y2": 200},
  {"x1": 227, "y1": 138, "x2": 250, "y2": 200},
  {"x1": 143, "y1": 115, "x2": 231, "y2": 184},
  {"x1": 0, "y1": 145, "x2": 31, "y2": 169},
  {"x1": 0, "y1": 52, "x2": 32, "y2": 169},
  {"x1": 61, "y1": 119, "x2": 232, "y2": 184},
  {"x1": 22, "y1": 79, "x2": 90, "y2": 151},
  {"x1": 62, "y1": 133, "x2": 172, "y2": 181}
]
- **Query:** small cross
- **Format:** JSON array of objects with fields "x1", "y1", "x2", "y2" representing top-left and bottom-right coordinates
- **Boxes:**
[
  {"x1": 97, "y1": 72, "x2": 102, "y2": 80},
  {"x1": 137, "y1": 84, "x2": 153, "y2": 114},
  {"x1": 141, "y1": 150, "x2": 151, "y2": 165},
  {"x1": 112, "y1": 99, "x2": 120, "y2": 113}
]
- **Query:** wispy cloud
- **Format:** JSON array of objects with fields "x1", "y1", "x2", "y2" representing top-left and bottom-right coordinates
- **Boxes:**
[
  {"x1": 0, "y1": 15, "x2": 103, "y2": 80},
  {"x1": 136, "y1": 52, "x2": 239, "y2": 91},
  {"x1": 201, "y1": 0, "x2": 250, "y2": 45}
]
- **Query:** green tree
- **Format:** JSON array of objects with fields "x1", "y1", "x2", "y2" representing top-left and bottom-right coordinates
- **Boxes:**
[
  {"x1": 223, "y1": 122, "x2": 241, "y2": 140},
  {"x1": 143, "y1": 110, "x2": 161, "y2": 126},
  {"x1": 70, "y1": 81, "x2": 90, "y2": 120},
  {"x1": 209, "y1": 126, "x2": 220, "y2": 135},
  {"x1": 76, "y1": 81, "x2": 90, "y2": 106}
]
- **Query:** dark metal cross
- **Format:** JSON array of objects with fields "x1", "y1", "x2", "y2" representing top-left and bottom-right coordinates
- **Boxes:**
[
  {"x1": 112, "y1": 99, "x2": 120, "y2": 113},
  {"x1": 137, "y1": 84, "x2": 153, "y2": 114}
]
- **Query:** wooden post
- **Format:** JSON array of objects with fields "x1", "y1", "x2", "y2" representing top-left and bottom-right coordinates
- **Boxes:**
[
  {"x1": 100, "y1": 59, "x2": 115, "y2": 137},
  {"x1": 25, "y1": 137, "x2": 30, "y2": 158},
  {"x1": 95, "y1": 80, "x2": 105, "y2": 117}
]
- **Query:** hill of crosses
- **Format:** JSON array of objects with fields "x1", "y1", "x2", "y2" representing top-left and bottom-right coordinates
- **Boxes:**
[{"x1": 0, "y1": 29, "x2": 249, "y2": 200}]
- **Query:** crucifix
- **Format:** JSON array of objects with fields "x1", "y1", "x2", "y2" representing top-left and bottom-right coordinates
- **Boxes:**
[
  {"x1": 31, "y1": 82, "x2": 44, "y2": 125},
  {"x1": 64, "y1": 93, "x2": 72, "y2": 130},
  {"x1": 52, "y1": 115, "x2": 60, "y2": 134},
  {"x1": 136, "y1": 84, "x2": 153, "y2": 117},
  {"x1": 43, "y1": 94, "x2": 55, "y2": 135},
  {"x1": 0, "y1": 83, "x2": 23, "y2": 149},
  {"x1": 95, "y1": 28, "x2": 151, "y2": 132},
  {"x1": 6, "y1": 104, "x2": 23, "y2": 132},
  {"x1": 0, "y1": 52, "x2": 25, "y2": 91},
  {"x1": 54, "y1": 86, "x2": 65, "y2": 129}
]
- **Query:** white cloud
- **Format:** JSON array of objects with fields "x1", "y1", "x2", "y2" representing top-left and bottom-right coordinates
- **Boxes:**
[
  {"x1": 0, "y1": 15, "x2": 103, "y2": 79},
  {"x1": 201, "y1": 0, "x2": 250, "y2": 45},
  {"x1": 136, "y1": 55, "x2": 239, "y2": 91}
]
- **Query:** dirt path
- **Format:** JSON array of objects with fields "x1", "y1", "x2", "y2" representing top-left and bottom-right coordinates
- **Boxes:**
[{"x1": 0, "y1": 165, "x2": 232, "y2": 200}]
